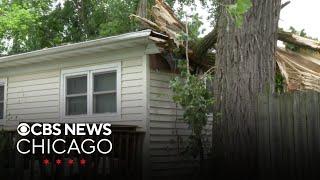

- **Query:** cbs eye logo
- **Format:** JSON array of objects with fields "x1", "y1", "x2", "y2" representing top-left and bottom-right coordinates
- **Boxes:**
[{"x1": 17, "y1": 123, "x2": 30, "y2": 136}]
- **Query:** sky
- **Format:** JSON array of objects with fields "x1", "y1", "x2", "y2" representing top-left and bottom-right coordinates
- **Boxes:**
[
  {"x1": 279, "y1": 0, "x2": 320, "y2": 39},
  {"x1": 185, "y1": 0, "x2": 320, "y2": 39},
  {"x1": 57, "y1": 0, "x2": 319, "y2": 39}
]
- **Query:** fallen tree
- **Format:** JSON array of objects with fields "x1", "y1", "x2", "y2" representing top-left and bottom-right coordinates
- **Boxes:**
[
  {"x1": 131, "y1": 0, "x2": 320, "y2": 70},
  {"x1": 278, "y1": 30, "x2": 320, "y2": 51}
]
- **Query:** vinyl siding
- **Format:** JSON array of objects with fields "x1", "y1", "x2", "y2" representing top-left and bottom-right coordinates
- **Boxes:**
[
  {"x1": 6, "y1": 70, "x2": 60, "y2": 122},
  {"x1": 148, "y1": 71, "x2": 213, "y2": 179},
  {"x1": 0, "y1": 47, "x2": 147, "y2": 129}
]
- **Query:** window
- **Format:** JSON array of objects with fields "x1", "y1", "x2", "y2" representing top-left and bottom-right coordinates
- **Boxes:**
[
  {"x1": 0, "y1": 85, "x2": 4, "y2": 119},
  {"x1": 93, "y1": 72, "x2": 117, "y2": 113},
  {"x1": 62, "y1": 63, "x2": 120, "y2": 117},
  {"x1": 66, "y1": 75, "x2": 87, "y2": 115}
]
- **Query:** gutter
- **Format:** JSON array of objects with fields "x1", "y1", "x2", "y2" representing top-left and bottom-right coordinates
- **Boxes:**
[{"x1": 0, "y1": 30, "x2": 159, "y2": 64}]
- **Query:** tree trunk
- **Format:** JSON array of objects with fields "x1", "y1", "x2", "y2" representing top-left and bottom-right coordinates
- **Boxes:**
[
  {"x1": 213, "y1": 0, "x2": 281, "y2": 179},
  {"x1": 136, "y1": 0, "x2": 148, "y2": 18}
]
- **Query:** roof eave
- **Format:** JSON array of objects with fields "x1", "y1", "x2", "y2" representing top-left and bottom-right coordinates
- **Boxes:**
[{"x1": 0, "y1": 30, "x2": 166, "y2": 68}]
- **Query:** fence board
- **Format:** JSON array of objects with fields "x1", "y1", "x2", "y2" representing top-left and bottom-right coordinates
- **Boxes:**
[
  {"x1": 269, "y1": 94, "x2": 281, "y2": 179},
  {"x1": 257, "y1": 94, "x2": 270, "y2": 179},
  {"x1": 256, "y1": 91, "x2": 320, "y2": 179}
]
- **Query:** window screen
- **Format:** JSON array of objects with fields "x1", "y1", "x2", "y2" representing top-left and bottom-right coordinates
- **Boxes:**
[
  {"x1": 66, "y1": 75, "x2": 87, "y2": 115},
  {"x1": 0, "y1": 85, "x2": 4, "y2": 119},
  {"x1": 93, "y1": 72, "x2": 117, "y2": 113}
]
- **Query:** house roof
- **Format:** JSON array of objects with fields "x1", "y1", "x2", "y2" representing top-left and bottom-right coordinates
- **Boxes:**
[{"x1": 0, "y1": 30, "x2": 168, "y2": 68}]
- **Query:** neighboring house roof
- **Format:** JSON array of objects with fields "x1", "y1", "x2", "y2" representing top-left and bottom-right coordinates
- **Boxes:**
[
  {"x1": 0, "y1": 30, "x2": 168, "y2": 69},
  {"x1": 276, "y1": 48, "x2": 320, "y2": 92}
]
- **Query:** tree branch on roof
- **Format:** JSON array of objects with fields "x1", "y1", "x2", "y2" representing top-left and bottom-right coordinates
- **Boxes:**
[
  {"x1": 278, "y1": 30, "x2": 320, "y2": 52},
  {"x1": 133, "y1": 0, "x2": 319, "y2": 69}
]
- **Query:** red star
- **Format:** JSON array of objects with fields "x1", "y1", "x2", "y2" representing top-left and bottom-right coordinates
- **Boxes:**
[
  {"x1": 55, "y1": 159, "x2": 62, "y2": 165},
  {"x1": 67, "y1": 159, "x2": 74, "y2": 166},
  {"x1": 43, "y1": 159, "x2": 50, "y2": 166},
  {"x1": 80, "y1": 158, "x2": 86, "y2": 166}
]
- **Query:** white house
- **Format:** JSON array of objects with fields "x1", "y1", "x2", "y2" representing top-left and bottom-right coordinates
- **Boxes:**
[{"x1": 0, "y1": 30, "x2": 212, "y2": 179}]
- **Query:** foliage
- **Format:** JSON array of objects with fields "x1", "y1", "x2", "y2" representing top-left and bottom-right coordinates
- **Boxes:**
[
  {"x1": 226, "y1": 0, "x2": 252, "y2": 27},
  {"x1": 169, "y1": 61, "x2": 214, "y2": 158},
  {"x1": 168, "y1": 0, "x2": 218, "y2": 39},
  {"x1": 275, "y1": 71, "x2": 285, "y2": 94},
  {"x1": 0, "y1": 0, "x2": 253, "y2": 55},
  {"x1": 187, "y1": 13, "x2": 204, "y2": 41},
  {"x1": 0, "y1": 0, "x2": 226, "y2": 56},
  {"x1": 54, "y1": 0, "x2": 139, "y2": 41},
  {"x1": 0, "y1": 0, "x2": 42, "y2": 54},
  {"x1": 0, "y1": 0, "x2": 141, "y2": 55}
]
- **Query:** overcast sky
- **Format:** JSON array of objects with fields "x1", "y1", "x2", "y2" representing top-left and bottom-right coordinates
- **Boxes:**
[
  {"x1": 191, "y1": 0, "x2": 320, "y2": 39},
  {"x1": 279, "y1": 0, "x2": 320, "y2": 39}
]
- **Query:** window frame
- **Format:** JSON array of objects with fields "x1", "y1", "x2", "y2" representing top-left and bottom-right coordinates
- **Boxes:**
[
  {"x1": 60, "y1": 63, "x2": 121, "y2": 120},
  {"x1": 0, "y1": 78, "x2": 7, "y2": 123}
]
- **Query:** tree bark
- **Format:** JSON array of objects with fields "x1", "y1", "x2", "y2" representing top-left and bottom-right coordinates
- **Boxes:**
[
  {"x1": 213, "y1": 0, "x2": 281, "y2": 179},
  {"x1": 136, "y1": 0, "x2": 148, "y2": 18}
]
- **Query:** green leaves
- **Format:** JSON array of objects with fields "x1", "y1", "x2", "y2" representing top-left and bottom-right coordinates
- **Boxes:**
[
  {"x1": 226, "y1": 0, "x2": 252, "y2": 27},
  {"x1": 275, "y1": 71, "x2": 285, "y2": 94},
  {"x1": 169, "y1": 61, "x2": 214, "y2": 135},
  {"x1": 169, "y1": 60, "x2": 214, "y2": 157},
  {"x1": 236, "y1": 0, "x2": 253, "y2": 14},
  {"x1": 0, "y1": 2, "x2": 40, "y2": 54},
  {"x1": 0, "y1": 0, "x2": 141, "y2": 55}
]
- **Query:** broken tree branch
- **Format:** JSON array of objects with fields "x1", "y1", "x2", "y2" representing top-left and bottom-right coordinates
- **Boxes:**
[
  {"x1": 130, "y1": 14, "x2": 160, "y2": 30},
  {"x1": 131, "y1": 0, "x2": 186, "y2": 47},
  {"x1": 278, "y1": 30, "x2": 320, "y2": 52},
  {"x1": 281, "y1": 1, "x2": 291, "y2": 9},
  {"x1": 133, "y1": 0, "x2": 320, "y2": 72},
  {"x1": 194, "y1": 27, "x2": 218, "y2": 60}
]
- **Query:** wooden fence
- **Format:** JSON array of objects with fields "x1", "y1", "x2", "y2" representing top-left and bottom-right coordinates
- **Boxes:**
[
  {"x1": 212, "y1": 91, "x2": 320, "y2": 180},
  {"x1": 0, "y1": 128, "x2": 144, "y2": 180},
  {"x1": 257, "y1": 91, "x2": 320, "y2": 179}
]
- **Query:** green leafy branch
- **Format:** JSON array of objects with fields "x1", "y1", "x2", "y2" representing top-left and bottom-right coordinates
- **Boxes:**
[
  {"x1": 225, "y1": 0, "x2": 252, "y2": 27},
  {"x1": 169, "y1": 61, "x2": 214, "y2": 158}
]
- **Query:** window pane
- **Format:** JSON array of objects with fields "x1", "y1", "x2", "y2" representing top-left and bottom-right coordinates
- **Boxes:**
[
  {"x1": 0, "y1": 86, "x2": 3, "y2": 101},
  {"x1": 66, "y1": 96, "x2": 87, "y2": 115},
  {"x1": 67, "y1": 76, "x2": 87, "y2": 95},
  {"x1": 94, "y1": 93, "x2": 116, "y2": 113},
  {"x1": 0, "y1": 103, "x2": 3, "y2": 119},
  {"x1": 94, "y1": 72, "x2": 116, "y2": 92}
]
